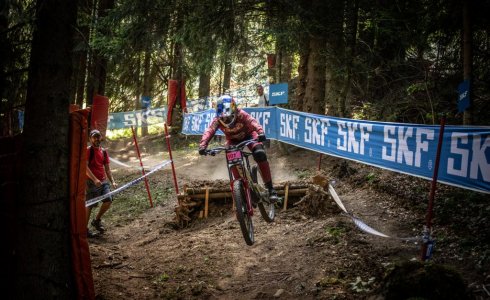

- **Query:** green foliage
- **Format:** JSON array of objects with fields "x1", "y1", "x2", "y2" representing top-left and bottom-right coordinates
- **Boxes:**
[
  {"x1": 154, "y1": 272, "x2": 170, "y2": 284},
  {"x1": 106, "y1": 128, "x2": 133, "y2": 140},
  {"x1": 325, "y1": 226, "x2": 346, "y2": 238},
  {"x1": 295, "y1": 169, "x2": 312, "y2": 180},
  {"x1": 349, "y1": 276, "x2": 375, "y2": 293},
  {"x1": 352, "y1": 103, "x2": 379, "y2": 121},
  {"x1": 324, "y1": 225, "x2": 348, "y2": 244},
  {"x1": 3, "y1": 0, "x2": 490, "y2": 133},
  {"x1": 365, "y1": 172, "x2": 377, "y2": 183}
]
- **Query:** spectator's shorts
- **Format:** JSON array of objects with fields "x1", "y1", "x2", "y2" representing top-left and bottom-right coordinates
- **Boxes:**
[{"x1": 86, "y1": 181, "x2": 112, "y2": 208}]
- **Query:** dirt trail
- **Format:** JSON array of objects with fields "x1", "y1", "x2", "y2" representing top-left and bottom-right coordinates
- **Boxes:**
[{"x1": 89, "y1": 141, "x2": 482, "y2": 299}]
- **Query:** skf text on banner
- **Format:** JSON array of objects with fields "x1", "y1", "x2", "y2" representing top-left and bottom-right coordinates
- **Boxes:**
[
  {"x1": 182, "y1": 107, "x2": 490, "y2": 194},
  {"x1": 108, "y1": 107, "x2": 167, "y2": 129}
]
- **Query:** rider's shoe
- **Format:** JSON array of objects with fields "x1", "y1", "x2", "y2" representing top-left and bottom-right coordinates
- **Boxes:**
[
  {"x1": 251, "y1": 195, "x2": 258, "y2": 208},
  {"x1": 268, "y1": 188, "x2": 279, "y2": 204}
]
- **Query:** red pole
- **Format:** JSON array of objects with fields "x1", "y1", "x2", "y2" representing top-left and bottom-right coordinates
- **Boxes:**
[
  {"x1": 131, "y1": 126, "x2": 154, "y2": 208},
  {"x1": 318, "y1": 154, "x2": 323, "y2": 171},
  {"x1": 164, "y1": 123, "x2": 179, "y2": 197},
  {"x1": 421, "y1": 115, "x2": 446, "y2": 261}
]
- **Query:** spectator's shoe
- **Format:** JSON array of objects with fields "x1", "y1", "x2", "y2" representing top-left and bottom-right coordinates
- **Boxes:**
[
  {"x1": 87, "y1": 229, "x2": 98, "y2": 238},
  {"x1": 91, "y1": 219, "x2": 106, "y2": 233}
]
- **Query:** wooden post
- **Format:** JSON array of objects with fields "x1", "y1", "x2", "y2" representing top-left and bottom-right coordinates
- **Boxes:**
[
  {"x1": 204, "y1": 186, "x2": 209, "y2": 218},
  {"x1": 282, "y1": 183, "x2": 289, "y2": 211}
]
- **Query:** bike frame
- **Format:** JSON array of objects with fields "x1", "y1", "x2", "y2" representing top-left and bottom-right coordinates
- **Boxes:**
[
  {"x1": 204, "y1": 138, "x2": 274, "y2": 245},
  {"x1": 224, "y1": 143, "x2": 255, "y2": 216}
]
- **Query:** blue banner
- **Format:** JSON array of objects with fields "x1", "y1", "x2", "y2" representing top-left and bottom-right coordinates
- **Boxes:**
[
  {"x1": 182, "y1": 107, "x2": 490, "y2": 194},
  {"x1": 18, "y1": 110, "x2": 24, "y2": 130},
  {"x1": 457, "y1": 80, "x2": 470, "y2": 113},
  {"x1": 108, "y1": 107, "x2": 166, "y2": 129},
  {"x1": 141, "y1": 96, "x2": 151, "y2": 109},
  {"x1": 269, "y1": 83, "x2": 288, "y2": 105}
]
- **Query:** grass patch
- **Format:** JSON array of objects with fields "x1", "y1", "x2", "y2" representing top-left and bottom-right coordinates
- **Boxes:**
[{"x1": 100, "y1": 132, "x2": 201, "y2": 226}]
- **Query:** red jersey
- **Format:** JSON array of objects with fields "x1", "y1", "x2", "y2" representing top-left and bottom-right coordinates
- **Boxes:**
[
  {"x1": 199, "y1": 108, "x2": 264, "y2": 148},
  {"x1": 87, "y1": 146, "x2": 109, "y2": 181}
]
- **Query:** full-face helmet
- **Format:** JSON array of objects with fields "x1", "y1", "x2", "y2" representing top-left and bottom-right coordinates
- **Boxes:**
[{"x1": 216, "y1": 95, "x2": 237, "y2": 127}]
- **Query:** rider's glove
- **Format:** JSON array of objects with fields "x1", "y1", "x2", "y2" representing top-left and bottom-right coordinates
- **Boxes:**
[
  {"x1": 198, "y1": 147, "x2": 207, "y2": 156},
  {"x1": 258, "y1": 134, "x2": 267, "y2": 142}
]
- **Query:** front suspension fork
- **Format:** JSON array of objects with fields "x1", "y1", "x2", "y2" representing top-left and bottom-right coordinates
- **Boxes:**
[{"x1": 230, "y1": 179, "x2": 254, "y2": 216}]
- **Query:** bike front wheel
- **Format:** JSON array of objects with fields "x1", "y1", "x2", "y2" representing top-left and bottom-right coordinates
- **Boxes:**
[
  {"x1": 251, "y1": 165, "x2": 275, "y2": 223},
  {"x1": 233, "y1": 180, "x2": 254, "y2": 245}
]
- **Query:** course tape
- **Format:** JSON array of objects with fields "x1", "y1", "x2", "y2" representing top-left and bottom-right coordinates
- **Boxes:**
[
  {"x1": 85, "y1": 160, "x2": 172, "y2": 207},
  {"x1": 328, "y1": 183, "x2": 421, "y2": 242}
]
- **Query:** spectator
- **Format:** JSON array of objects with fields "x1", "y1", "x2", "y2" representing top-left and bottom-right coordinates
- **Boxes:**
[
  {"x1": 256, "y1": 84, "x2": 269, "y2": 107},
  {"x1": 86, "y1": 129, "x2": 117, "y2": 237}
]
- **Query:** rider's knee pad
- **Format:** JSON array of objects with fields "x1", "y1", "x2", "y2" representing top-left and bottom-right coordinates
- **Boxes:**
[{"x1": 252, "y1": 145, "x2": 267, "y2": 162}]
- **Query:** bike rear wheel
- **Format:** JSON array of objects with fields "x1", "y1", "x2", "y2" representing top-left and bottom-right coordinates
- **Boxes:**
[
  {"x1": 251, "y1": 165, "x2": 275, "y2": 223},
  {"x1": 233, "y1": 180, "x2": 254, "y2": 245}
]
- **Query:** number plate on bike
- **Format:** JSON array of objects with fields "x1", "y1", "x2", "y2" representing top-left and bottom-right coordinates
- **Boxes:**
[{"x1": 226, "y1": 150, "x2": 242, "y2": 161}]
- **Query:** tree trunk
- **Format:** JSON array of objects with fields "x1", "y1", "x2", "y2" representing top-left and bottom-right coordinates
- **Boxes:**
[
  {"x1": 222, "y1": 58, "x2": 232, "y2": 94},
  {"x1": 198, "y1": 72, "x2": 211, "y2": 99},
  {"x1": 303, "y1": 36, "x2": 326, "y2": 114},
  {"x1": 16, "y1": 0, "x2": 78, "y2": 298},
  {"x1": 170, "y1": 3, "x2": 184, "y2": 133},
  {"x1": 85, "y1": 0, "x2": 97, "y2": 105},
  {"x1": 273, "y1": 39, "x2": 292, "y2": 85},
  {"x1": 280, "y1": 52, "x2": 292, "y2": 83},
  {"x1": 86, "y1": 0, "x2": 114, "y2": 103},
  {"x1": 133, "y1": 55, "x2": 142, "y2": 136},
  {"x1": 221, "y1": 1, "x2": 235, "y2": 95},
  {"x1": 141, "y1": 49, "x2": 151, "y2": 136},
  {"x1": 274, "y1": 46, "x2": 281, "y2": 84},
  {"x1": 72, "y1": 0, "x2": 92, "y2": 107},
  {"x1": 324, "y1": 0, "x2": 345, "y2": 117},
  {"x1": 338, "y1": 0, "x2": 359, "y2": 118},
  {"x1": 292, "y1": 33, "x2": 309, "y2": 111},
  {"x1": 0, "y1": 1, "x2": 10, "y2": 135},
  {"x1": 462, "y1": 0, "x2": 473, "y2": 125}
]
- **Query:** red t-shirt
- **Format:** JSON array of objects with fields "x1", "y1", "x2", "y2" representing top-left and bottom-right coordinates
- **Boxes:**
[{"x1": 87, "y1": 146, "x2": 109, "y2": 181}]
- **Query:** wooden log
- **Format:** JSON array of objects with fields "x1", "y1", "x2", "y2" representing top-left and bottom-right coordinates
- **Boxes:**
[
  {"x1": 178, "y1": 188, "x2": 307, "y2": 200},
  {"x1": 178, "y1": 191, "x2": 233, "y2": 201},
  {"x1": 185, "y1": 186, "x2": 229, "y2": 194},
  {"x1": 180, "y1": 200, "x2": 202, "y2": 208},
  {"x1": 183, "y1": 184, "x2": 308, "y2": 195}
]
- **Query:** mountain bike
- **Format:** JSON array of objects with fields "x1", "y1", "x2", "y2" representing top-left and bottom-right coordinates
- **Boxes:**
[{"x1": 204, "y1": 138, "x2": 276, "y2": 245}]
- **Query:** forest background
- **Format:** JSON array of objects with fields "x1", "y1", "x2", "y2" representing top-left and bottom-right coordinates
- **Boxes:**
[{"x1": 0, "y1": 0, "x2": 489, "y2": 298}]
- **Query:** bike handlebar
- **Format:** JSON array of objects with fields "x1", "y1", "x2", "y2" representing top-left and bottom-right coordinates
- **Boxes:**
[{"x1": 204, "y1": 139, "x2": 257, "y2": 156}]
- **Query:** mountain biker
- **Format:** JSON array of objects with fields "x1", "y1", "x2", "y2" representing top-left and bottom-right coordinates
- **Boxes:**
[{"x1": 198, "y1": 95, "x2": 279, "y2": 202}]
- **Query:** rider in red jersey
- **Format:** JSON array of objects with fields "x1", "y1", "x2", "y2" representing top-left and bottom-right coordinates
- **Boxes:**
[{"x1": 199, "y1": 95, "x2": 278, "y2": 201}]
